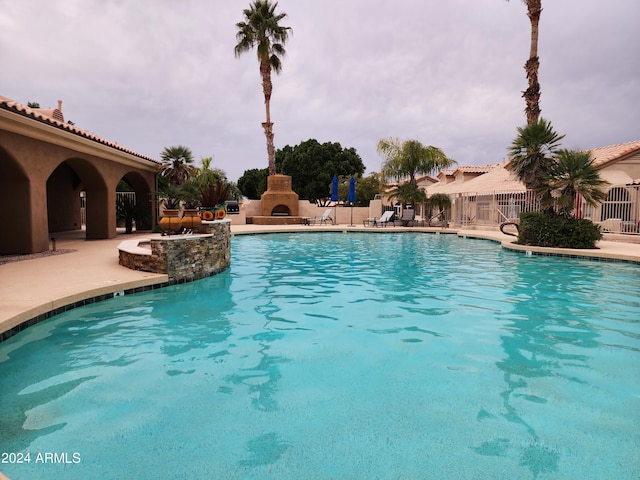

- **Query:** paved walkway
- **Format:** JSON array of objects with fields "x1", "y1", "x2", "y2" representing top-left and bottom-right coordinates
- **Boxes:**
[{"x1": 1, "y1": 225, "x2": 639, "y2": 340}]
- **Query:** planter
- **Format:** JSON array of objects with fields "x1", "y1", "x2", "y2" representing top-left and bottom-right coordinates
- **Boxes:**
[
  {"x1": 201, "y1": 204, "x2": 227, "y2": 221},
  {"x1": 181, "y1": 208, "x2": 202, "y2": 231},
  {"x1": 159, "y1": 209, "x2": 182, "y2": 234}
]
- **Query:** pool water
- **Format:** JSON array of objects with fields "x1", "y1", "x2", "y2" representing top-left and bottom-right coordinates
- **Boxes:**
[{"x1": 1, "y1": 233, "x2": 639, "y2": 479}]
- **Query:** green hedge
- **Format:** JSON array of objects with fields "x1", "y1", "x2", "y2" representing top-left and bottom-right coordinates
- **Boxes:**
[{"x1": 516, "y1": 212, "x2": 602, "y2": 249}]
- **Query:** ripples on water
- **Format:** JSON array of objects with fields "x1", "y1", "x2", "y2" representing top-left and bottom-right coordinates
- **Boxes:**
[{"x1": 0, "y1": 233, "x2": 638, "y2": 479}]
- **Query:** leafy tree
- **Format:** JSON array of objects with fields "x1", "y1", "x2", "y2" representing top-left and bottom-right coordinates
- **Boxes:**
[
  {"x1": 27, "y1": 102, "x2": 40, "y2": 108},
  {"x1": 117, "y1": 179, "x2": 134, "y2": 191},
  {"x1": 355, "y1": 173, "x2": 383, "y2": 207},
  {"x1": 159, "y1": 145, "x2": 195, "y2": 185},
  {"x1": 388, "y1": 182, "x2": 427, "y2": 208},
  {"x1": 235, "y1": 0, "x2": 292, "y2": 176},
  {"x1": 507, "y1": 0, "x2": 543, "y2": 124},
  {"x1": 508, "y1": 118, "x2": 564, "y2": 211},
  {"x1": 238, "y1": 168, "x2": 269, "y2": 199},
  {"x1": 277, "y1": 139, "x2": 366, "y2": 202},
  {"x1": 377, "y1": 137, "x2": 455, "y2": 187},
  {"x1": 192, "y1": 157, "x2": 226, "y2": 188},
  {"x1": 545, "y1": 149, "x2": 608, "y2": 217},
  {"x1": 427, "y1": 193, "x2": 452, "y2": 226}
]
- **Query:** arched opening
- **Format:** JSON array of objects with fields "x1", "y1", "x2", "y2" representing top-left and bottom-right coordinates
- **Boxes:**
[
  {"x1": 271, "y1": 204, "x2": 291, "y2": 216},
  {"x1": 47, "y1": 158, "x2": 109, "y2": 240},
  {"x1": 601, "y1": 186, "x2": 631, "y2": 221},
  {"x1": 0, "y1": 146, "x2": 34, "y2": 254},
  {"x1": 47, "y1": 162, "x2": 83, "y2": 232},
  {"x1": 116, "y1": 171, "x2": 155, "y2": 233}
]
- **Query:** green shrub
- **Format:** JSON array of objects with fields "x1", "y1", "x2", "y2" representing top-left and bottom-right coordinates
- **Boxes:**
[{"x1": 516, "y1": 212, "x2": 602, "y2": 249}]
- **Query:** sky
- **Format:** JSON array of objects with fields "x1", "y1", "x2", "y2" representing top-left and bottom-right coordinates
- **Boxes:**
[{"x1": 2, "y1": 0, "x2": 639, "y2": 182}]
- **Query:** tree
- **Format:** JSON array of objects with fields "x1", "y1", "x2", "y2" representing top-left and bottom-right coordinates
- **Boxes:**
[
  {"x1": 427, "y1": 193, "x2": 452, "y2": 227},
  {"x1": 238, "y1": 168, "x2": 269, "y2": 199},
  {"x1": 352, "y1": 173, "x2": 382, "y2": 207},
  {"x1": 545, "y1": 149, "x2": 608, "y2": 217},
  {"x1": 235, "y1": 0, "x2": 292, "y2": 176},
  {"x1": 508, "y1": 0, "x2": 543, "y2": 124},
  {"x1": 508, "y1": 118, "x2": 564, "y2": 211},
  {"x1": 159, "y1": 145, "x2": 195, "y2": 185},
  {"x1": 27, "y1": 102, "x2": 40, "y2": 108},
  {"x1": 277, "y1": 139, "x2": 366, "y2": 202},
  {"x1": 388, "y1": 182, "x2": 427, "y2": 209},
  {"x1": 377, "y1": 137, "x2": 455, "y2": 188}
]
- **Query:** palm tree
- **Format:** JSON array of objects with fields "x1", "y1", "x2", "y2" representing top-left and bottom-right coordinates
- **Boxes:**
[
  {"x1": 235, "y1": 1, "x2": 292, "y2": 176},
  {"x1": 159, "y1": 145, "x2": 195, "y2": 185},
  {"x1": 377, "y1": 138, "x2": 455, "y2": 187},
  {"x1": 546, "y1": 149, "x2": 608, "y2": 217},
  {"x1": 508, "y1": 0, "x2": 543, "y2": 124},
  {"x1": 427, "y1": 193, "x2": 452, "y2": 227},
  {"x1": 388, "y1": 182, "x2": 427, "y2": 209},
  {"x1": 194, "y1": 157, "x2": 226, "y2": 189},
  {"x1": 508, "y1": 118, "x2": 564, "y2": 210}
]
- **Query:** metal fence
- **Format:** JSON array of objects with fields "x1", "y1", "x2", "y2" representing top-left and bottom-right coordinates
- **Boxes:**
[
  {"x1": 436, "y1": 185, "x2": 640, "y2": 235},
  {"x1": 79, "y1": 191, "x2": 136, "y2": 226}
]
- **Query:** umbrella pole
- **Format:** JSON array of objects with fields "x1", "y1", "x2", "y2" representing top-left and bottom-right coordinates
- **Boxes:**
[{"x1": 349, "y1": 203, "x2": 354, "y2": 227}]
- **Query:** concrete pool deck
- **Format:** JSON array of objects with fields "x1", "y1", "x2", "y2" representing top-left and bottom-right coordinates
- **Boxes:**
[{"x1": 1, "y1": 224, "x2": 639, "y2": 342}]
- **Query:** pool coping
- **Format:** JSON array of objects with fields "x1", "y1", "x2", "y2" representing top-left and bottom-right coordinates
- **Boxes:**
[{"x1": 1, "y1": 226, "x2": 638, "y2": 344}]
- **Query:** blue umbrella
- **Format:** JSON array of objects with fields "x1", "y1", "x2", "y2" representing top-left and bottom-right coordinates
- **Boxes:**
[
  {"x1": 331, "y1": 175, "x2": 339, "y2": 202},
  {"x1": 347, "y1": 177, "x2": 356, "y2": 226},
  {"x1": 331, "y1": 175, "x2": 339, "y2": 225},
  {"x1": 347, "y1": 176, "x2": 356, "y2": 203}
]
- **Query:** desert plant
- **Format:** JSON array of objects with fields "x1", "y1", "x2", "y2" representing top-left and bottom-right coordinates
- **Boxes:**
[{"x1": 200, "y1": 181, "x2": 230, "y2": 207}]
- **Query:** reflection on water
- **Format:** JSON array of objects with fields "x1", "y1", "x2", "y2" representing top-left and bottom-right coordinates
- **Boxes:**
[{"x1": 0, "y1": 233, "x2": 638, "y2": 480}]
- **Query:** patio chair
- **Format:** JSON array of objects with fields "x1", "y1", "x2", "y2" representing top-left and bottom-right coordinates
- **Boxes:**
[
  {"x1": 363, "y1": 210, "x2": 395, "y2": 227},
  {"x1": 309, "y1": 208, "x2": 334, "y2": 225},
  {"x1": 597, "y1": 218, "x2": 622, "y2": 233},
  {"x1": 399, "y1": 209, "x2": 416, "y2": 227}
]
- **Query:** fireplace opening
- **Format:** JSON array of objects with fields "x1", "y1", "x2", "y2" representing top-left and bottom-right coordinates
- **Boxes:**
[{"x1": 271, "y1": 205, "x2": 291, "y2": 216}]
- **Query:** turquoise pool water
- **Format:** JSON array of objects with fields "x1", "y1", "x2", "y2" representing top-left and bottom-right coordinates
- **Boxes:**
[{"x1": 1, "y1": 233, "x2": 639, "y2": 479}]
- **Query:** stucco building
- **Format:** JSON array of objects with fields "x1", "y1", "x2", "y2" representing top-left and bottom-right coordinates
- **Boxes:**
[{"x1": 0, "y1": 97, "x2": 159, "y2": 254}]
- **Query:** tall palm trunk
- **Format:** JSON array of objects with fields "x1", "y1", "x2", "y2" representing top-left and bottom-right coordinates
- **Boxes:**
[
  {"x1": 524, "y1": 0, "x2": 542, "y2": 124},
  {"x1": 260, "y1": 59, "x2": 276, "y2": 175}
]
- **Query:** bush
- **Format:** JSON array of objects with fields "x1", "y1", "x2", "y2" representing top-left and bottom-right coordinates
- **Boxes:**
[{"x1": 516, "y1": 212, "x2": 602, "y2": 249}]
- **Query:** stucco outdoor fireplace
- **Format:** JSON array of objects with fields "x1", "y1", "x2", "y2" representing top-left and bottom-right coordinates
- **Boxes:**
[{"x1": 248, "y1": 174, "x2": 304, "y2": 225}]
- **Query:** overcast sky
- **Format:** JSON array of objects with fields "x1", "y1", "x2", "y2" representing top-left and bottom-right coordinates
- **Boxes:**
[{"x1": 2, "y1": 0, "x2": 639, "y2": 181}]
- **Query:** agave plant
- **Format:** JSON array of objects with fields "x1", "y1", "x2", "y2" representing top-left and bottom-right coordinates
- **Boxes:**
[{"x1": 200, "y1": 181, "x2": 230, "y2": 207}]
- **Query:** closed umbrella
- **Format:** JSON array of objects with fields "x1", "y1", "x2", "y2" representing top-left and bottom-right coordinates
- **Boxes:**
[
  {"x1": 348, "y1": 176, "x2": 356, "y2": 226},
  {"x1": 331, "y1": 175, "x2": 339, "y2": 225}
]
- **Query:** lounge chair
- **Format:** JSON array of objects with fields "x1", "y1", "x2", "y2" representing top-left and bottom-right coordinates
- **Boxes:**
[
  {"x1": 363, "y1": 210, "x2": 395, "y2": 227},
  {"x1": 309, "y1": 208, "x2": 334, "y2": 225},
  {"x1": 399, "y1": 209, "x2": 416, "y2": 227},
  {"x1": 597, "y1": 218, "x2": 622, "y2": 233}
]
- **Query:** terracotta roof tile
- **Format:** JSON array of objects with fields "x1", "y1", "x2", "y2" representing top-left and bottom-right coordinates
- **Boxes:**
[
  {"x1": 427, "y1": 162, "x2": 525, "y2": 195},
  {"x1": 452, "y1": 164, "x2": 499, "y2": 174},
  {"x1": 0, "y1": 96, "x2": 159, "y2": 164},
  {"x1": 589, "y1": 140, "x2": 640, "y2": 168}
]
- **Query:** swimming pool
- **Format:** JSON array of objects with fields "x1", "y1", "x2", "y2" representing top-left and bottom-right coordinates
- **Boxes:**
[{"x1": 1, "y1": 232, "x2": 638, "y2": 479}]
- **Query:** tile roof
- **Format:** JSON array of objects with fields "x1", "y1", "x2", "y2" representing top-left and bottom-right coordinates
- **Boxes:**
[
  {"x1": 0, "y1": 96, "x2": 159, "y2": 164},
  {"x1": 452, "y1": 164, "x2": 499, "y2": 175},
  {"x1": 426, "y1": 162, "x2": 525, "y2": 195},
  {"x1": 589, "y1": 140, "x2": 640, "y2": 168}
]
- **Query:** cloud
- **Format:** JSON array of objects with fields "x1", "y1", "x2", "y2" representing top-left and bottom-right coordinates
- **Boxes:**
[{"x1": 2, "y1": 0, "x2": 638, "y2": 182}]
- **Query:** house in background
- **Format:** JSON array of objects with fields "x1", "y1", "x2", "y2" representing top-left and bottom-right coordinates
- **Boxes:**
[
  {"x1": 419, "y1": 140, "x2": 640, "y2": 233},
  {"x1": 0, "y1": 96, "x2": 159, "y2": 255}
]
